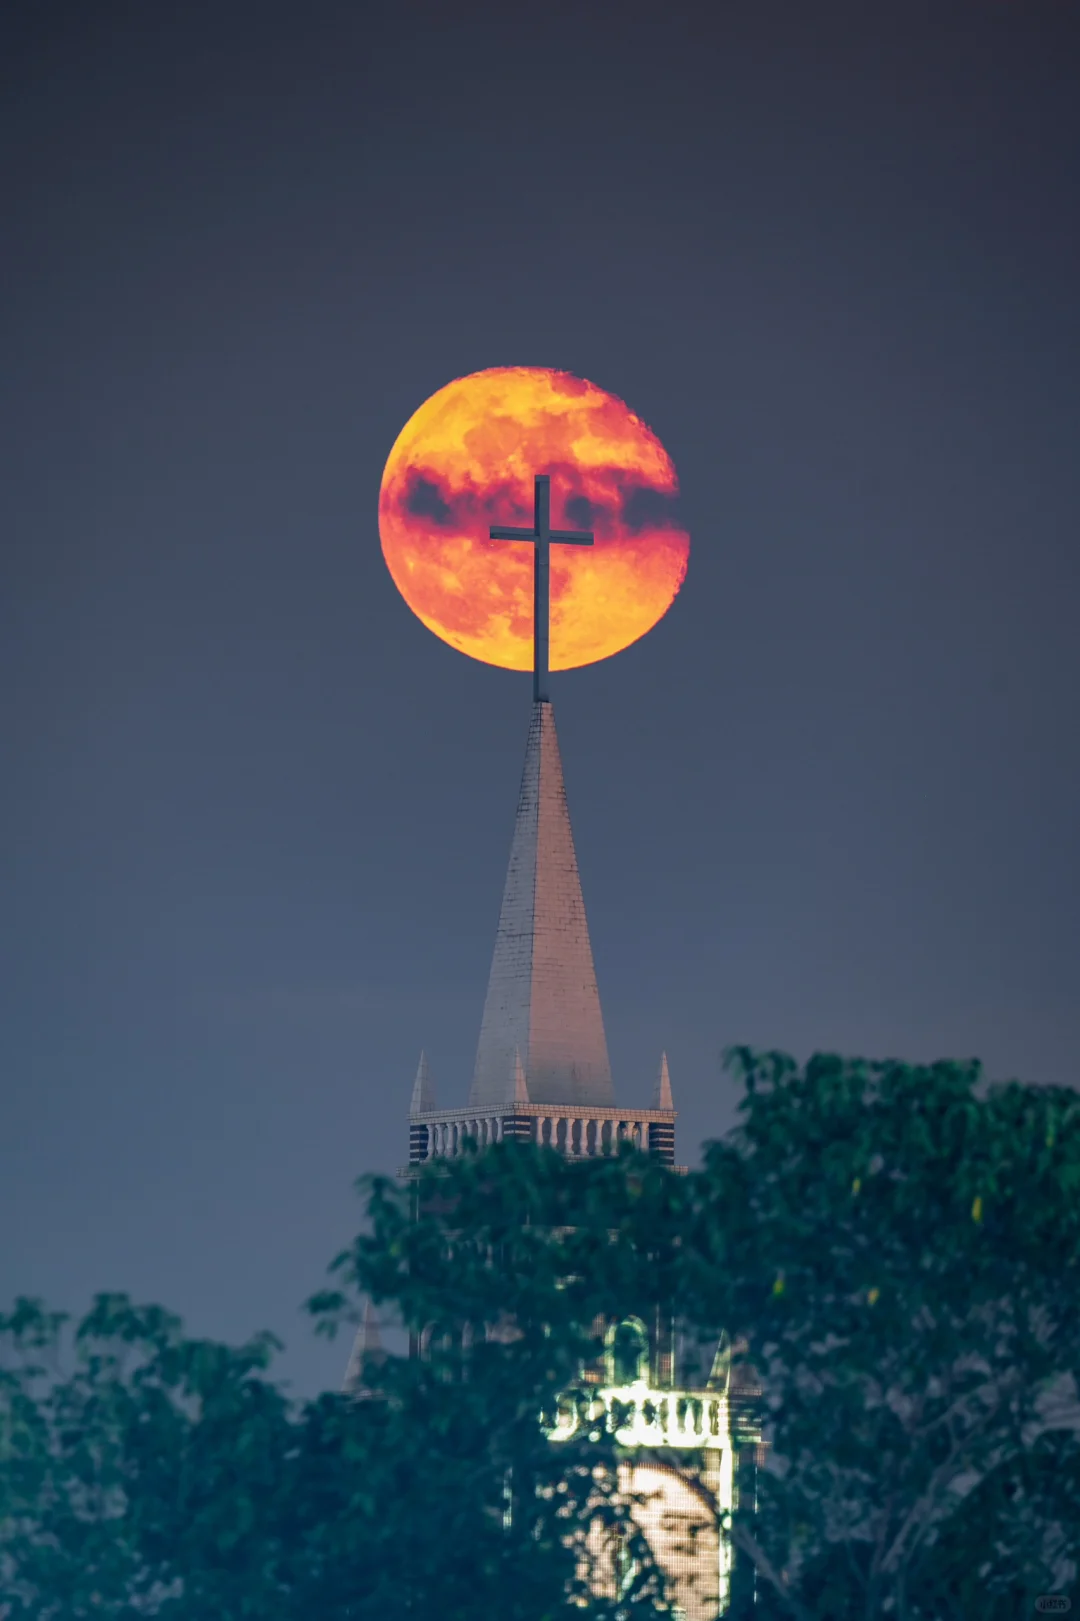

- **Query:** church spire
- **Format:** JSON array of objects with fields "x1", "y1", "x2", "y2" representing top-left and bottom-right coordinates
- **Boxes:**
[
  {"x1": 410, "y1": 1050, "x2": 435, "y2": 1115},
  {"x1": 469, "y1": 702, "x2": 614, "y2": 1109},
  {"x1": 654, "y1": 1052, "x2": 674, "y2": 1111}
]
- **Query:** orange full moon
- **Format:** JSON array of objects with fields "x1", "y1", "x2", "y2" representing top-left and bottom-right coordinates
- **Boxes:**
[{"x1": 378, "y1": 367, "x2": 689, "y2": 672}]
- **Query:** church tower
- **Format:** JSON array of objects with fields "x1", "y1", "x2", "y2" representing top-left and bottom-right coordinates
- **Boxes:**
[
  {"x1": 407, "y1": 699, "x2": 678, "y2": 1169},
  {"x1": 352, "y1": 471, "x2": 758, "y2": 1616},
  {"x1": 391, "y1": 693, "x2": 759, "y2": 1619}
]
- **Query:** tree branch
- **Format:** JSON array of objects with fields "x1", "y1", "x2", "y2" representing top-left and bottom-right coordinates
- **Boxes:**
[
  {"x1": 729, "y1": 1520, "x2": 816, "y2": 1621},
  {"x1": 879, "y1": 1389, "x2": 1012, "y2": 1578}
]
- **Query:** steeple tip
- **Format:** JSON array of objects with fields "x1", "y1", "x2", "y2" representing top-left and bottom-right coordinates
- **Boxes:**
[
  {"x1": 410, "y1": 1050, "x2": 435, "y2": 1115},
  {"x1": 512, "y1": 1048, "x2": 530, "y2": 1105},
  {"x1": 653, "y1": 1051, "x2": 674, "y2": 1111}
]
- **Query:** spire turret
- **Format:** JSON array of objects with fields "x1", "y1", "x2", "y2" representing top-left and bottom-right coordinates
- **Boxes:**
[
  {"x1": 343, "y1": 1297, "x2": 387, "y2": 1396},
  {"x1": 512, "y1": 1049, "x2": 530, "y2": 1105},
  {"x1": 410, "y1": 1050, "x2": 435, "y2": 1115},
  {"x1": 654, "y1": 1052, "x2": 674, "y2": 1111}
]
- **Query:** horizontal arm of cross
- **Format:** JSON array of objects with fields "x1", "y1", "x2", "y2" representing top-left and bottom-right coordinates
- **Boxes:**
[{"x1": 489, "y1": 526, "x2": 594, "y2": 545}]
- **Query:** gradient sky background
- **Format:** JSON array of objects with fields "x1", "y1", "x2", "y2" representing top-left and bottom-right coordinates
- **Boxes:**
[{"x1": 3, "y1": 0, "x2": 1078, "y2": 1395}]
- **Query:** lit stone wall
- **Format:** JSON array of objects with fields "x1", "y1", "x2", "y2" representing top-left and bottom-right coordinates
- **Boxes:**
[
  {"x1": 552, "y1": 1376, "x2": 737, "y2": 1618},
  {"x1": 581, "y1": 1457, "x2": 731, "y2": 1620}
]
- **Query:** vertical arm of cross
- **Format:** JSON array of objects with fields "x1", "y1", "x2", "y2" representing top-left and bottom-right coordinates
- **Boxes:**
[
  {"x1": 489, "y1": 474, "x2": 595, "y2": 703},
  {"x1": 533, "y1": 475, "x2": 551, "y2": 704}
]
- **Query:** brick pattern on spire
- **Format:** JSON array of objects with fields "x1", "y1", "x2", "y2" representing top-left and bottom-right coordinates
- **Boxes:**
[{"x1": 469, "y1": 702, "x2": 614, "y2": 1108}]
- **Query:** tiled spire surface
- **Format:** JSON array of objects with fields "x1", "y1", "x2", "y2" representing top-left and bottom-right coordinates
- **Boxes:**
[{"x1": 469, "y1": 702, "x2": 614, "y2": 1108}]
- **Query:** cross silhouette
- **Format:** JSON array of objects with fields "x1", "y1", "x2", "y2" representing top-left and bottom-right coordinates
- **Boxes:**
[{"x1": 489, "y1": 474, "x2": 594, "y2": 703}]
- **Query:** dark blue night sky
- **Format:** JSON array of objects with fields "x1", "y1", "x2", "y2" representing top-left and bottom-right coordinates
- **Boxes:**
[{"x1": 3, "y1": 0, "x2": 1078, "y2": 1393}]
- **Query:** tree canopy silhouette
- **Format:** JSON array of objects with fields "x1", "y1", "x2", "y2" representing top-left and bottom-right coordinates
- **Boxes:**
[{"x1": 3, "y1": 1052, "x2": 1077, "y2": 1619}]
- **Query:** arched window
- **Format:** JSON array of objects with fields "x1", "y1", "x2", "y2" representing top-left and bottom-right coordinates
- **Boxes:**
[{"x1": 607, "y1": 1316, "x2": 650, "y2": 1386}]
